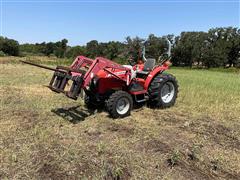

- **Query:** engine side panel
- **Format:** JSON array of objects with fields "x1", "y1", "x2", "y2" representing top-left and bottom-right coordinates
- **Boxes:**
[{"x1": 95, "y1": 69, "x2": 127, "y2": 94}]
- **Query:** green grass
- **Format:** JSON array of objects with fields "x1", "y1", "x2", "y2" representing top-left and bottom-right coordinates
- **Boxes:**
[
  {"x1": 168, "y1": 68, "x2": 240, "y2": 121},
  {"x1": 0, "y1": 58, "x2": 240, "y2": 179}
]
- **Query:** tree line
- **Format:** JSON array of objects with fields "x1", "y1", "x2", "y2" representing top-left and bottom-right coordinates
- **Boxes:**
[{"x1": 0, "y1": 26, "x2": 239, "y2": 68}]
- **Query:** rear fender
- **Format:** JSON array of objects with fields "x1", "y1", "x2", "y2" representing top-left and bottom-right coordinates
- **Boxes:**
[{"x1": 144, "y1": 66, "x2": 168, "y2": 90}]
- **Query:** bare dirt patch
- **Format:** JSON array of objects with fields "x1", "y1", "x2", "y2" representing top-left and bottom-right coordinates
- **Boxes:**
[
  {"x1": 106, "y1": 122, "x2": 135, "y2": 137},
  {"x1": 37, "y1": 157, "x2": 68, "y2": 180},
  {"x1": 29, "y1": 144, "x2": 69, "y2": 179},
  {"x1": 1, "y1": 109, "x2": 40, "y2": 131},
  {"x1": 137, "y1": 138, "x2": 171, "y2": 154},
  {"x1": 187, "y1": 118, "x2": 240, "y2": 150}
]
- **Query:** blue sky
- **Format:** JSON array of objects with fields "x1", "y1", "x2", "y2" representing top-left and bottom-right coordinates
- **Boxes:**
[{"x1": 1, "y1": 0, "x2": 239, "y2": 45}]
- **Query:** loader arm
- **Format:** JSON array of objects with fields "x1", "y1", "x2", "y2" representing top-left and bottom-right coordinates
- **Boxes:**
[{"x1": 82, "y1": 57, "x2": 132, "y2": 87}]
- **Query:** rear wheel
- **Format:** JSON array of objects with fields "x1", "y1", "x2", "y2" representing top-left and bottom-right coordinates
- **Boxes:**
[
  {"x1": 148, "y1": 74, "x2": 178, "y2": 108},
  {"x1": 106, "y1": 90, "x2": 133, "y2": 118}
]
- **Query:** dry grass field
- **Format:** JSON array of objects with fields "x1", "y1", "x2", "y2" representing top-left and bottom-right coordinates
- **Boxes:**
[{"x1": 0, "y1": 56, "x2": 240, "y2": 179}]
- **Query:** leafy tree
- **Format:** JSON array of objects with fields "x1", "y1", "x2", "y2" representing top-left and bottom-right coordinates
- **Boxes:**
[
  {"x1": 172, "y1": 32, "x2": 194, "y2": 67},
  {"x1": 125, "y1": 36, "x2": 144, "y2": 62},
  {"x1": 20, "y1": 43, "x2": 38, "y2": 55},
  {"x1": 0, "y1": 36, "x2": 4, "y2": 50},
  {"x1": 203, "y1": 28, "x2": 228, "y2": 67},
  {"x1": 0, "y1": 51, "x2": 6, "y2": 57},
  {"x1": 54, "y1": 39, "x2": 68, "y2": 58},
  {"x1": 225, "y1": 27, "x2": 240, "y2": 67},
  {"x1": 44, "y1": 42, "x2": 56, "y2": 56},
  {"x1": 66, "y1": 46, "x2": 86, "y2": 58},
  {"x1": 2, "y1": 26, "x2": 240, "y2": 68},
  {"x1": 145, "y1": 34, "x2": 174, "y2": 61},
  {"x1": 0, "y1": 36, "x2": 19, "y2": 56},
  {"x1": 86, "y1": 40, "x2": 99, "y2": 58},
  {"x1": 104, "y1": 41, "x2": 125, "y2": 60},
  {"x1": 200, "y1": 27, "x2": 240, "y2": 68},
  {"x1": 172, "y1": 32, "x2": 208, "y2": 67},
  {"x1": 20, "y1": 39, "x2": 68, "y2": 58}
]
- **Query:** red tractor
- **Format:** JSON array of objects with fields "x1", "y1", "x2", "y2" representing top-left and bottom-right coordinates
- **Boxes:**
[{"x1": 22, "y1": 40, "x2": 178, "y2": 118}]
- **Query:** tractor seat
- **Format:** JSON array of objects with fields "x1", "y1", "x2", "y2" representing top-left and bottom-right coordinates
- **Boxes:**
[{"x1": 137, "y1": 58, "x2": 156, "y2": 76}]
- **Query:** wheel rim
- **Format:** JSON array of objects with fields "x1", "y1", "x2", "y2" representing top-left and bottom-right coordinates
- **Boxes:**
[
  {"x1": 116, "y1": 97, "x2": 130, "y2": 115},
  {"x1": 161, "y1": 82, "x2": 175, "y2": 103}
]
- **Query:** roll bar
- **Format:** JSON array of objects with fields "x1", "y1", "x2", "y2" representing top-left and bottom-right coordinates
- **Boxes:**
[
  {"x1": 165, "y1": 37, "x2": 171, "y2": 58},
  {"x1": 142, "y1": 41, "x2": 147, "y2": 62},
  {"x1": 142, "y1": 37, "x2": 172, "y2": 62}
]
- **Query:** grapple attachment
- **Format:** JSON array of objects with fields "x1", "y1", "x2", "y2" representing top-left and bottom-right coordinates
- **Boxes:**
[
  {"x1": 20, "y1": 60, "x2": 86, "y2": 100},
  {"x1": 48, "y1": 66, "x2": 85, "y2": 100}
]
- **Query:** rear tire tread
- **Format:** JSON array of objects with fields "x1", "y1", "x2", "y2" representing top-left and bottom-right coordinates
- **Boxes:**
[{"x1": 148, "y1": 73, "x2": 179, "y2": 108}]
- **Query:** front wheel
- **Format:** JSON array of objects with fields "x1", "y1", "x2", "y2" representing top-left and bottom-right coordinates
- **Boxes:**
[
  {"x1": 106, "y1": 90, "x2": 133, "y2": 118},
  {"x1": 148, "y1": 74, "x2": 178, "y2": 108},
  {"x1": 84, "y1": 95, "x2": 97, "y2": 109}
]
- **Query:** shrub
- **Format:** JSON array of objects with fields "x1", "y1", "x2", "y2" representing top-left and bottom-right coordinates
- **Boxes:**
[{"x1": 0, "y1": 50, "x2": 6, "y2": 57}]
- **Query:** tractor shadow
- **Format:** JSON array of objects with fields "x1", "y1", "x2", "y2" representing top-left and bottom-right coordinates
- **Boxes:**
[
  {"x1": 51, "y1": 105, "x2": 102, "y2": 124},
  {"x1": 52, "y1": 103, "x2": 146, "y2": 122}
]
